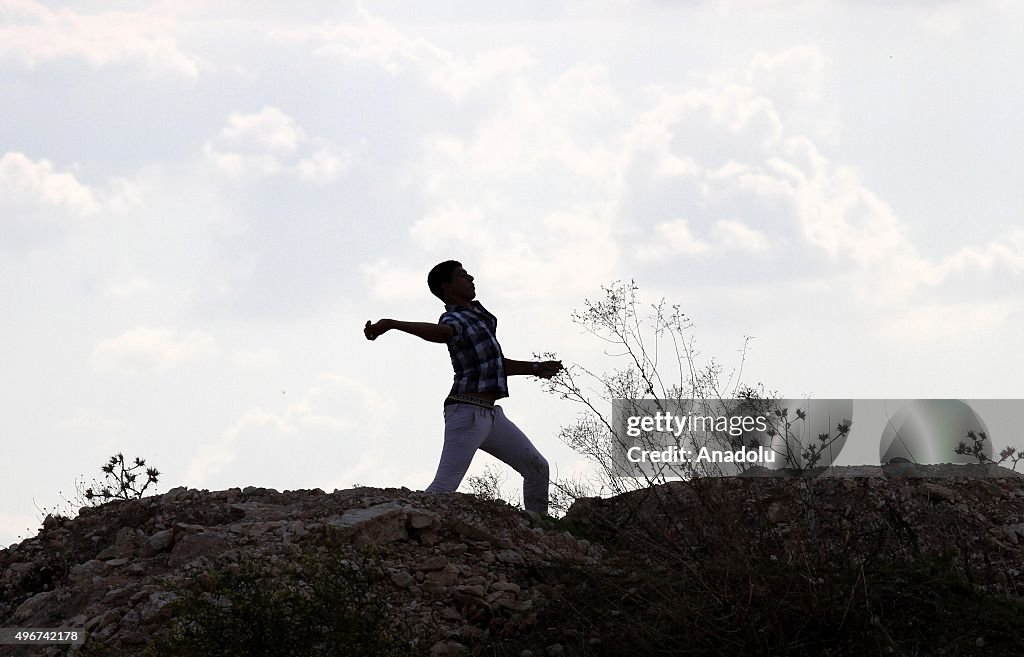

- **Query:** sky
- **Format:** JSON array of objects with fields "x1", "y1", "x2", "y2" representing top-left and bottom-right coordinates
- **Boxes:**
[{"x1": 2, "y1": 0, "x2": 1023, "y2": 547}]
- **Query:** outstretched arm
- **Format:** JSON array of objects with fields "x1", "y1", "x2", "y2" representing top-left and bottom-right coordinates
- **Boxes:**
[
  {"x1": 504, "y1": 357, "x2": 563, "y2": 379},
  {"x1": 364, "y1": 319, "x2": 453, "y2": 344}
]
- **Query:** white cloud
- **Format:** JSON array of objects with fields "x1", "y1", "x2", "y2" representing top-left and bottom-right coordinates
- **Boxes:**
[
  {"x1": 0, "y1": 0, "x2": 205, "y2": 78},
  {"x1": 429, "y1": 47, "x2": 538, "y2": 101},
  {"x1": 925, "y1": 6, "x2": 964, "y2": 35},
  {"x1": 230, "y1": 348, "x2": 281, "y2": 370},
  {"x1": 216, "y1": 106, "x2": 304, "y2": 153},
  {"x1": 636, "y1": 218, "x2": 769, "y2": 260},
  {"x1": 747, "y1": 45, "x2": 829, "y2": 107},
  {"x1": 0, "y1": 152, "x2": 101, "y2": 215},
  {"x1": 185, "y1": 373, "x2": 395, "y2": 485},
  {"x1": 1, "y1": 152, "x2": 144, "y2": 252},
  {"x1": 272, "y1": 6, "x2": 537, "y2": 100},
  {"x1": 935, "y1": 228, "x2": 1024, "y2": 277},
  {"x1": 203, "y1": 107, "x2": 355, "y2": 183},
  {"x1": 643, "y1": 81, "x2": 785, "y2": 150},
  {"x1": 273, "y1": 8, "x2": 428, "y2": 74},
  {"x1": 409, "y1": 40, "x2": 1023, "y2": 320},
  {"x1": 639, "y1": 219, "x2": 712, "y2": 260},
  {"x1": 104, "y1": 275, "x2": 157, "y2": 299},
  {"x1": 362, "y1": 259, "x2": 432, "y2": 302},
  {"x1": 58, "y1": 408, "x2": 125, "y2": 433},
  {"x1": 295, "y1": 148, "x2": 353, "y2": 184},
  {"x1": 92, "y1": 327, "x2": 219, "y2": 375},
  {"x1": 877, "y1": 300, "x2": 1020, "y2": 341},
  {"x1": 410, "y1": 202, "x2": 487, "y2": 251},
  {"x1": 711, "y1": 219, "x2": 770, "y2": 252}
]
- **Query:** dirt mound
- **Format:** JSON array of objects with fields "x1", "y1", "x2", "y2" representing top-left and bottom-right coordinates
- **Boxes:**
[{"x1": 2, "y1": 465, "x2": 1023, "y2": 656}]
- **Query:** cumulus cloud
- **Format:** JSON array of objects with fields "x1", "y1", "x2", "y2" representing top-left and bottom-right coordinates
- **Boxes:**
[
  {"x1": 362, "y1": 258, "x2": 432, "y2": 302},
  {"x1": 184, "y1": 373, "x2": 395, "y2": 485},
  {"x1": 711, "y1": 219, "x2": 771, "y2": 252},
  {"x1": 92, "y1": 327, "x2": 219, "y2": 375},
  {"x1": 924, "y1": 5, "x2": 965, "y2": 35},
  {"x1": 271, "y1": 6, "x2": 537, "y2": 101},
  {"x1": 1, "y1": 151, "x2": 144, "y2": 252},
  {"x1": 0, "y1": 0, "x2": 206, "y2": 78},
  {"x1": 404, "y1": 39, "x2": 1024, "y2": 325},
  {"x1": 0, "y1": 152, "x2": 101, "y2": 215},
  {"x1": 935, "y1": 228, "x2": 1024, "y2": 276},
  {"x1": 878, "y1": 300, "x2": 1020, "y2": 341},
  {"x1": 637, "y1": 217, "x2": 772, "y2": 261},
  {"x1": 638, "y1": 219, "x2": 711, "y2": 259},
  {"x1": 230, "y1": 348, "x2": 281, "y2": 370},
  {"x1": 202, "y1": 107, "x2": 355, "y2": 183},
  {"x1": 104, "y1": 275, "x2": 157, "y2": 299},
  {"x1": 410, "y1": 202, "x2": 487, "y2": 251}
]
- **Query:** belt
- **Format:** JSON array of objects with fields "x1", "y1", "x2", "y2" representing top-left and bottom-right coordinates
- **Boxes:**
[{"x1": 445, "y1": 394, "x2": 495, "y2": 409}]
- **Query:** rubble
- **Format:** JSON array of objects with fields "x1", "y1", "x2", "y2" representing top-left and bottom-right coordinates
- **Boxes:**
[{"x1": 1, "y1": 466, "x2": 1022, "y2": 656}]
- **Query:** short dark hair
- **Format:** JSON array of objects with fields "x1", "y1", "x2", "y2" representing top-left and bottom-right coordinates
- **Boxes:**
[{"x1": 427, "y1": 260, "x2": 462, "y2": 302}]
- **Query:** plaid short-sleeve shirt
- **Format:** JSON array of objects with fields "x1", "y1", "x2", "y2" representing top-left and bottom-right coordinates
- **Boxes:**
[{"x1": 439, "y1": 300, "x2": 508, "y2": 399}]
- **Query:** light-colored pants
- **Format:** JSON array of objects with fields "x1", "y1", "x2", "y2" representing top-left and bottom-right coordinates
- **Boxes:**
[{"x1": 425, "y1": 403, "x2": 550, "y2": 514}]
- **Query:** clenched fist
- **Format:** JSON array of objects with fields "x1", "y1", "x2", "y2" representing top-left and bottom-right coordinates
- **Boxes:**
[{"x1": 364, "y1": 319, "x2": 392, "y2": 340}]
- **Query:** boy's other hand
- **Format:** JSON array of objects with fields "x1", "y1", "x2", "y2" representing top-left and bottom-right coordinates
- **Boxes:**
[{"x1": 535, "y1": 360, "x2": 563, "y2": 379}]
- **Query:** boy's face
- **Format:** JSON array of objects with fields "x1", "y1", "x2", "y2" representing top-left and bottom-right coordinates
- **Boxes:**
[{"x1": 443, "y1": 266, "x2": 476, "y2": 302}]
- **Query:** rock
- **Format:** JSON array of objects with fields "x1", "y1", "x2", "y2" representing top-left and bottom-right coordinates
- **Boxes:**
[
  {"x1": 456, "y1": 584, "x2": 486, "y2": 598},
  {"x1": 496, "y1": 549, "x2": 525, "y2": 565},
  {"x1": 139, "y1": 591, "x2": 178, "y2": 624},
  {"x1": 431, "y1": 640, "x2": 468, "y2": 657},
  {"x1": 162, "y1": 486, "x2": 188, "y2": 503},
  {"x1": 326, "y1": 502, "x2": 409, "y2": 547},
  {"x1": 407, "y1": 508, "x2": 440, "y2": 530},
  {"x1": 454, "y1": 519, "x2": 510, "y2": 548},
  {"x1": 167, "y1": 531, "x2": 232, "y2": 567},
  {"x1": 142, "y1": 528, "x2": 175, "y2": 556},
  {"x1": 391, "y1": 570, "x2": 415, "y2": 587},
  {"x1": 416, "y1": 555, "x2": 449, "y2": 571},
  {"x1": 920, "y1": 483, "x2": 956, "y2": 503},
  {"x1": 13, "y1": 591, "x2": 53, "y2": 621},
  {"x1": 424, "y1": 565, "x2": 459, "y2": 586},
  {"x1": 68, "y1": 559, "x2": 108, "y2": 584}
]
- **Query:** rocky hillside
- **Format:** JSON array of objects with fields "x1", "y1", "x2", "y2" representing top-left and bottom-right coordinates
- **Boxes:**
[{"x1": 2, "y1": 465, "x2": 1024, "y2": 657}]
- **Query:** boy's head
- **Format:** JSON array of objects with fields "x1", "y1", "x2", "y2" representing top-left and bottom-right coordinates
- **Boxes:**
[{"x1": 427, "y1": 260, "x2": 463, "y2": 302}]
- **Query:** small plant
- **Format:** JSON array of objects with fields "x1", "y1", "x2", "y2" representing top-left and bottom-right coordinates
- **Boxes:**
[
  {"x1": 85, "y1": 452, "x2": 161, "y2": 502},
  {"x1": 34, "y1": 453, "x2": 162, "y2": 528},
  {"x1": 755, "y1": 399, "x2": 853, "y2": 471},
  {"x1": 465, "y1": 463, "x2": 521, "y2": 508},
  {"x1": 954, "y1": 430, "x2": 1024, "y2": 471},
  {"x1": 538, "y1": 280, "x2": 855, "y2": 503}
]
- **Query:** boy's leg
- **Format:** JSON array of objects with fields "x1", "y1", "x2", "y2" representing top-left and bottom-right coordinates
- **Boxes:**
[
  {"x1": 425, "y1": 404, "x2": 492, "y2": 493},
  {"x1": 479, "y1": 406, "x2": 550, "y2": 515}
]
